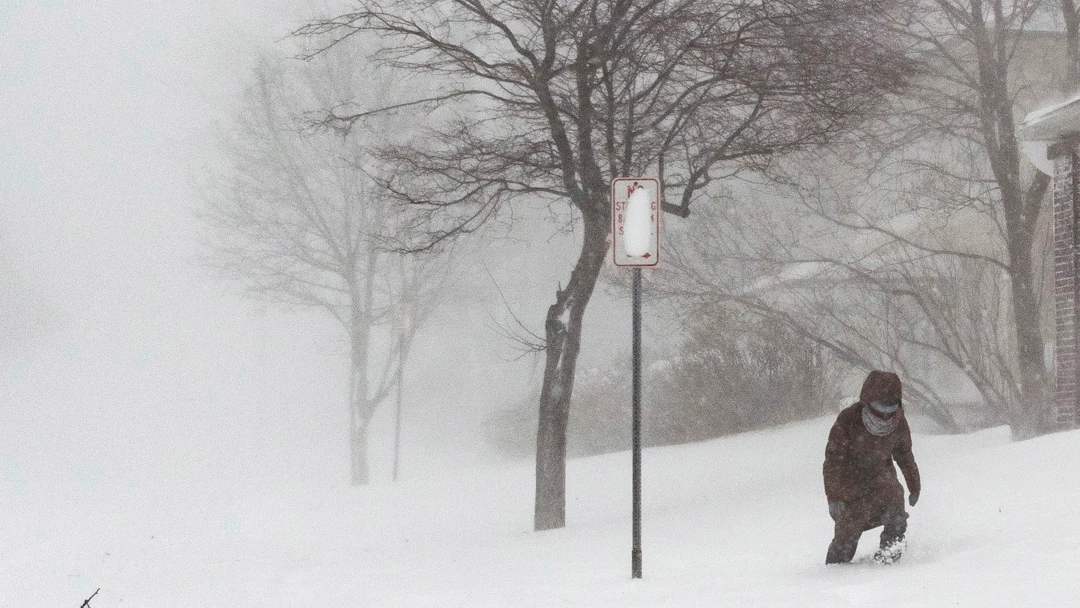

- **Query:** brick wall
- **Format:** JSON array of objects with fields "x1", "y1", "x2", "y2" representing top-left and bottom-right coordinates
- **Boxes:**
[{"x1": 1052, "y1": 145, "x2": 1080, "y2": 429}]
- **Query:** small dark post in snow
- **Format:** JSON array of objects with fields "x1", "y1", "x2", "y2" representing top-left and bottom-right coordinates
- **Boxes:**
[
  {"x1": 80, "y1": 588, "x2": 100, "y2": 608},
  {"x1": 632, "y1": 266, "x2": 643, "y2": 579}
]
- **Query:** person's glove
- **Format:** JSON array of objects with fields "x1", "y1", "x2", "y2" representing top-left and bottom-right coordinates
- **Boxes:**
[
  {"x1": 828, "y1": 500, "x2": 845, "y2": 520},
  {"x1": 909, "y1": 491, "x2": 920, "y2": 507}
]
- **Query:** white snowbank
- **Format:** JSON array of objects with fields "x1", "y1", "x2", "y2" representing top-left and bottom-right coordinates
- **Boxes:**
[{"x1": 5, "y1": 418, "x2": 1080, "y2": 607}]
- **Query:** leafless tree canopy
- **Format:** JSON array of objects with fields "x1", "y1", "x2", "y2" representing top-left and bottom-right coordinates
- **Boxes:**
[
  {"x1": 200, "y1": 50, "x2": 453, "y2": 485},
  {"x1": 297, "y1": 0, "x2": 919, "y2": 244},
  {"x1": 657, "y1": 0, "x2": 1079, "y2": 436},
  {"x1": 296, "y1": 0, "x2": 921, "y2": 529}
]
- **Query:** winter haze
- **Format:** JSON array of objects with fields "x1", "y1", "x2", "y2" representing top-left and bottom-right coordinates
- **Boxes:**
[
  {"x1": 4, "y1": 0, "x2": 1080, "y2": 606},
  {"x1": 0, "y1": 0, "x2": 613, "y2": 492}
]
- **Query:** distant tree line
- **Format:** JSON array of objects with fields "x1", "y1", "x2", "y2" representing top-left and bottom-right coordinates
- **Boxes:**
[
  {"x1": 657, "y1": 0, "x2": 1080, "y2": 438},
  {"x1": 200, "y1": 0, "x2": 1080, "y2": 534},
  {"x1": 292, "y1": 0, "x2": 919, "y2": 531},
  {"x1": 486, "y1": 302, "x2": 839, "y2": 459}
]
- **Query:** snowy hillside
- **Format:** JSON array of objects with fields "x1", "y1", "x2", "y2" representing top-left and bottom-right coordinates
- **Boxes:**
[{"x1": 5, "y1": 418, "x2": 1080, "y2": 607}]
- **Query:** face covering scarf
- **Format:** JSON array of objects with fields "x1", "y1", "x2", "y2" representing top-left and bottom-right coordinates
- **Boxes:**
[{"x1": 862, "y1": 402, "x2": 900, "y2": 436}]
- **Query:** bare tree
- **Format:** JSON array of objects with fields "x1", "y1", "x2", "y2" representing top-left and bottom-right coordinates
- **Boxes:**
[
  {"x1": 832, "y1": 0, "x2": 1074, "y2": 436},
  {"x1": 295, "y1": 0, "x2": 918, "y2": 529},
  {"x1": 660, "y1": 195, "x2": 1027, "y2": 432},
  {"x1": 898, "y1": 0, "x2": 1055, "y2": 437},
  {"x1": 654, "y1": 199, "x2": 966, "y2": 430},
  {"x1": 659, "y1": 0, "x2": 1080, "y2": 437},
  {"x1": 199, "y1": 50, "x2": 448, "y2": 485}
]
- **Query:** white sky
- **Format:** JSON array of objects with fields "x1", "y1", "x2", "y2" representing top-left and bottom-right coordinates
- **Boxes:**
[
  {"x1": 0, "y1": 0, "x2": 381, "y2": 499},
  {"x1": 0, "y1": 0, "x2": 648, "y2": 502}
]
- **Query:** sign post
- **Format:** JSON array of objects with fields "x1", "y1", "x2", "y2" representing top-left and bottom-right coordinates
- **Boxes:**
[{"x1": 611, "y1": 177, "x2": 660, "y2": 580}]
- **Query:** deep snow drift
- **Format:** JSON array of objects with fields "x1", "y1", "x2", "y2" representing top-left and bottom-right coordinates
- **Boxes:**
[{"x1": 4, "y1": 417, "x2": 1079, "y2": 607}]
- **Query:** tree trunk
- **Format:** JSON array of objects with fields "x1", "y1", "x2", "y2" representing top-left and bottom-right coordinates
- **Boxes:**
[
  {"x1": 534, "y1": 208, "x2": 609, "y2": 531},
  {"x1": 972, "y1": 22, "x2": 1052, "y2": 438},
  {"x1": 1007, "y1": 241, "x2": 1051, "y2": 439},
  {"x1": 349, "y1": 255, "x2": 376, "y2": 485},
  {"x1": 349, "y1": 330, "x2": 372, "y2": 485},
  {"x1": 999, "y1": 167, "x2": 1051, "y2": 438},
  {"x1": 350, "y1": 417, "x2": 371, "y2": 485},
  {"x1": 1064, "y1": 0, "x2": 1080, "y2": 92},
  {"x1": 393, "y1": 329, "x2": 405, "y2": 482}
]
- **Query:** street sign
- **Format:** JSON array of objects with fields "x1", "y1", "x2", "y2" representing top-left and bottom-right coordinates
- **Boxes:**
[
  {"x1": 612, "y1": 177, "x2": 660, "y2": 267},
  {"x1": 611, "y1": 177, "x2": 659, "y2": 579}
]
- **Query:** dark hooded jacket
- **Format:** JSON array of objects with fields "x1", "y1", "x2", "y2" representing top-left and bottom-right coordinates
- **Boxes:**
[{"x1": 823, "y1": 371, "x2": 920, "y2": 504}]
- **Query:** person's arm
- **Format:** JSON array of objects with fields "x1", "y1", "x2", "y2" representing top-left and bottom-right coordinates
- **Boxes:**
[
  {"x1": 823, "y1": 416, "x2": 851, "y2": 503},
  {"x1": 893, "y1": 415, "x2": 921, "y2": 505}
]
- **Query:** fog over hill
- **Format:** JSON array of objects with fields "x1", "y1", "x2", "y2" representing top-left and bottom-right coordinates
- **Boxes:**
[{"x1": 0, "y1": 0, "x2": 656, "y2": 503}]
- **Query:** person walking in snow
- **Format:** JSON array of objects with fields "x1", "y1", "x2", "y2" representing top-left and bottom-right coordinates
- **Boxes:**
[{"x1": 823, "y1": 370, "x2": 920, "y2": 564}]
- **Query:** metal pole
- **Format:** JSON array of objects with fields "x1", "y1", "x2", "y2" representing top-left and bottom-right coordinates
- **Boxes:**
[
  {"x1": 632, "y1": 267, "x2": 642, "y2": 579},
  {"x1": 392, "y1": 330, "x2": 404, "y2": 482}
]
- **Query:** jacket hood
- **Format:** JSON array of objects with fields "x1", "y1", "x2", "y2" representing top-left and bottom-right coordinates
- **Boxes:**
[{"x1": 859, "y1": 370, "x2": 902, "y2": 406}]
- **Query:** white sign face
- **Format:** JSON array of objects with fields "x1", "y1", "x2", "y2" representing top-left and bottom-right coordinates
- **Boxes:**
[{"x1": 611, "y1": 177, "x2": 660, "y2": 267}]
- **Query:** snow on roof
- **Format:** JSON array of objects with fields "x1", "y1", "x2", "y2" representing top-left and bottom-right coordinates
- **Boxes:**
[
  {"x1": 884, "y1": 210, "x2": 922, "y2": 235},
  {"x1": 738, "y1": 208, "x2": 968, "y2": 296},
  {"x1": 971, "y1": 3, "x2": 1067, "y2": 34},
  {"x1": 1019, "y1": 6, "x2": 1067, "y2": 33},
  {"x1": 743, "y1": 261, "x2": 834, "y2": 294},
  {"x1": 1021, "y1": 92, "x2": 1080, "y2": 141}
]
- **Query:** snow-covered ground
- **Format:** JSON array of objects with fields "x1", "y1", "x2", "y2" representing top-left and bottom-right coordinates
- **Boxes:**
[{"x1": 4, "y1": 418, "x2": 1079, "y2": 607}]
